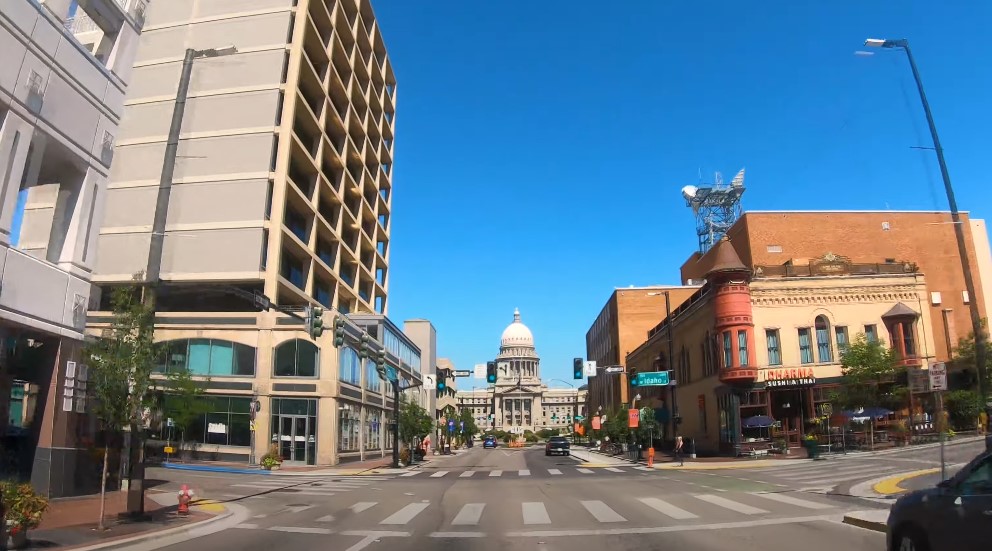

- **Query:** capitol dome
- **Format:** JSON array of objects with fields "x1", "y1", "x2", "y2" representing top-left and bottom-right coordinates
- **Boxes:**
[{"x1": 500, "y1": 308, "x2": 535, "y2": 348}]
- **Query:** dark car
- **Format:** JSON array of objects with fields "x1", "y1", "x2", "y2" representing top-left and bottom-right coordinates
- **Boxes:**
[
  {"x1": 545, "y1": 436, "x2": 570, "y2": 456},
  {"x1": 886, "y1": 449, "x2": 992, "y2": 551},
  {"x1": 483, "y1": 435, "x2": 498, "y2": 449}
]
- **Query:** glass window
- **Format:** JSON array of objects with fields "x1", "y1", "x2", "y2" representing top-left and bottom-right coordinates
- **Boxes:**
[
  {"x1": 960, "y1": 458, "x2": 992, "y2": 495},
  {"x1": 364, "y1": 408, "x2": 383, "y2": 451},
  {"x1": 737, "y1": 330, "x2": 748, "y2": 367},
  {"x1": 156, "y1": 339, "x2": 256, "y2": 377},
  {"x1": 338, "y1": 402, "x2": 361, "y2": 452},
  {"x1": 723, "y1": 332, "x2": 733, "y2": 368},
  {"x1": 798, "y1": 328, "x2": 813, "y2": 364},
  {"x1": 902, "y1": 322, "x2": 916, "y2": 356},
  {"x1": 865, "y1": 324, "x2": 878, "y2": 343},
  {"x1": 163, "y1": 396, "x2": 252, "y2": 447},
  {"x1": 339, "y1": 346, "x2": 362, "y2": 386},
  {"x1": 274, "y1": 339, "x2": 319, "y2": 377},
  {"x1": 365, "y1": 357, "x2": 382, "y2": 393},
  {"x1": 835, "y1": 326, "x2": 849, "y2": 353},
  {"x1": 766, "y1": 329, "x2": 782, "y2": 366},
  {"x1": 815, "y1": 316, "x2": 833, "y2": 363}
]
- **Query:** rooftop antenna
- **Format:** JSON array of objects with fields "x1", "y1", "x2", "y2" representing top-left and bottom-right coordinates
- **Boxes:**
[{"x1": 681, "y1": 167, "x2": 746, "y2": 253}]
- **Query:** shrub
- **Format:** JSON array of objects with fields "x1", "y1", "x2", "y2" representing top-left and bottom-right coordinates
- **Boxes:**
[{"x1": 0, "y1": 481, "x2": 49, "y2": 532}]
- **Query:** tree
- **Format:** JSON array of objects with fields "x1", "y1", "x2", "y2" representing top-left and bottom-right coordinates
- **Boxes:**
[
  {"x1": 398, "y1": 395, "x2": 433, "y2": 452},
  {"x1": 952, "y1": 319, "x2": 992, "y2": 391},
  {"x1": 635, "y1": 407, "x2": 660, "y2": 442},
  {"x1": 835, "y1": 333, "x2": 904, "y2": 411},
  {"x1": 160, "y1": 367, "x2": 213, "y2": 458},
  {"x1": 458, "y1": 408, "x2": 479, "y2": 441},
  {"x1": 944, "y1": 390, "x2": 982, "y2": 430},
  {"x1": 85, "y1": 282, "x2": 159, "y2": 530}
]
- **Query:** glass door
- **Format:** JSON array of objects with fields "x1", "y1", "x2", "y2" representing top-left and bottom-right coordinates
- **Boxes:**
[{"x1": 275, "y1": 414, "x2": 312, "y2": 464}]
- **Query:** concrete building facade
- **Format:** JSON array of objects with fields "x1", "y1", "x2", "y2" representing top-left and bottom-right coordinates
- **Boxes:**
[
  {"x1": 0, "y1": 0, "x2": 147, "y2": 496},
  {"x1": 456, "y1": 309, "x2": 587, "y2": 434},
  {"x1": 403, "y1": 318, "x2": 437, "y2": 415},
  {"x1": 585, "y1": 286, "x2": 698, "y2": 415},
  {"x1": 629, "y1": 238, "x2": 937, "y2": 455},
  {"x1": 82, "y1": 0, "x2": 404, "y2": 466}
]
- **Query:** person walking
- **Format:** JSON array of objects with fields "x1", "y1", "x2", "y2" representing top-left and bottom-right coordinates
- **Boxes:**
[{"x1": 674, "y1": 435, "x2": 684, "y2": 466}]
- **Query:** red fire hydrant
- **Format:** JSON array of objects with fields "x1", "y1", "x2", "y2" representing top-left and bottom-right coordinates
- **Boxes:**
[{"x1": 177, "y1": 484, "x2": 195, "y2": 516}]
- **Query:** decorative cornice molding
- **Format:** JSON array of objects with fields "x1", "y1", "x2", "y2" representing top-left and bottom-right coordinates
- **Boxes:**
[{"x1": 751, "y1": 284, "x2": 923, "y2": 307}]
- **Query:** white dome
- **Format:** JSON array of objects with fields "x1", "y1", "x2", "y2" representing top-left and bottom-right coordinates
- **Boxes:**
[{"x1": 500, "y1": 308, "x2": 534, "y2": 348}]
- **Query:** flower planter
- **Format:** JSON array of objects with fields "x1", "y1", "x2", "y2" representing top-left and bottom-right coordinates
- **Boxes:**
[
  {"x1": 802, "y1": 440, "x2": 820, "y2": 459},
  {"x1": 5, "y1": 522, "x2": 29, "y2": 550}
]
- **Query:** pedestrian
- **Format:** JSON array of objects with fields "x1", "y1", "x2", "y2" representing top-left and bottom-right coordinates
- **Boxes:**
[{"x1": 674, "y1": 435, "x2": 684, "y2": 466}]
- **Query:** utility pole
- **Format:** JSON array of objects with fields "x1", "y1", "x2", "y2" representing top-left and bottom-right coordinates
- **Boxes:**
[{"x1": 666, "y1": 291, "x2": 680, "y2": 439}]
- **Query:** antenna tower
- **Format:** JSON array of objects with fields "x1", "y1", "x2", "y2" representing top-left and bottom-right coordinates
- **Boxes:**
[{"x1": 680, "y1": 168, "x2": 746, "y2": 253}]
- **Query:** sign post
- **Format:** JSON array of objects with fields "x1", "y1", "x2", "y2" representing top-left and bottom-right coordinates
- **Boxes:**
[{"x1": 930, "y1": 362, "x2": 949, "y2": 480}]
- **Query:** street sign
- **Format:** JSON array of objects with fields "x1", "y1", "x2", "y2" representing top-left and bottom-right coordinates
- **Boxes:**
[
  {"x1": 634, "y1": 371, "x2": 670, "y2": 386},
  {"x1": 604, "y1": 366, "x2": 624, "y2": 374},
  {"x1": 929, "y1": 362, "x2": 948, "y2": 392},
  {"x1": 909, "y1": 367, "x2": 930, "y2": 394},
  {"x1": 574, "y1": 415, "x2": 584, "y2": 421},
  {"x1": 453, "y1": 370, "x2": 472, "y2": 377},
  {"x1": 583, "y1": 360, "x2": 597, "y2": 377},
  {"x1": 474, "y1": 363, "x2": 486, "y2": 379},
  {"x1": 448, "y1": 420, "x2": 455, "y2": 432}
]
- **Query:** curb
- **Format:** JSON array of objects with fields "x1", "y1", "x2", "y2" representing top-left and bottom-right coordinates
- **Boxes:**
[
  {"x1": 872, "y1": 468, "x2": 940, "y2": 496},
  {"x1": 66, "y1": 503, "x2": 243, "y2": 551},
  {"x1": 160, "y1": 463, "x2": 270, "y2": 475},
  {"x1": 842, "y1": 513, "x2": 887, "y2": 533}
]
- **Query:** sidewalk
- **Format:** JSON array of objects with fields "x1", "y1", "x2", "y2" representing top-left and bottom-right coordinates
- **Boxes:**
[
  {"x1": 576, "y1": 446, "x2": 812, "y2": 470},
  {"x1": 158, "y1": 455, "x2": 405, "y2": 476},
  {"x1": 23, "y1": 489, "x2": 221, "y2": 550}
]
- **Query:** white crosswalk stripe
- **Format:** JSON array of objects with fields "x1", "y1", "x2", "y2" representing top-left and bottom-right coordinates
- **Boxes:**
[
  {"x1": 518, "y1": 469, "x2": 531, "y2": 476},
  {"x1": 351, "y1": 502, "x2": 377, "y2": 513},
  {"x1": 581, "y1": 500, "x2": 626, "y2": 523},
  {"x1": 452, "y1": 503, "x2": 486, "y2": 525},
  {"x1": 604, "y1": 467, "x2": 624, "y2": 473},
  {"x1": 694, "y1": 494, "x2": 769, "y2": 515},
  {"x1": 459, "y1": 471, "x2": 476, "y2": 478},
  {"x1": 430, "y1": 471, "x2": 449, "y2": 478},
  {"x1": 489, "y1": 470, "x2": 503, "y2": 477},
  {"x1": 576, "y1": 468, "x2": 594, "y2": 474},
  {"x1": 547, "y1": 468, "x2": 562, "y2": 475},
  {"x1": 399, "y1": 471, "x2": 420, "y2": 477},
  {"x1": 750, "y1": 492, "x2": 835, "y2": 510},
  {"x1": 380, "y1": 503, "x2": 429, "y2": 525},
  {"x1": 522, "y1": 502, "x2": 551, "y2": 525},
  {"x1": 638, "y1": 497, "x2": 699, "y2": 520}
]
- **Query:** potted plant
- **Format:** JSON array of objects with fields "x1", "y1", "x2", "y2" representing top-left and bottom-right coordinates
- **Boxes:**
[
  {"x1": 1, "y1": 481, "x2": 49, "y2": 549},
  {"x1": 259, "y1": 444, "x2": 283, "y2": 471},
  {"x1": 802, "y1": 433, "x2": 820, "y2": 459}
]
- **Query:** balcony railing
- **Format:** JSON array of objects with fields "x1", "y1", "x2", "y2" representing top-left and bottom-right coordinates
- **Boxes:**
[{"x1": 63, "y1": 0, "x2": 148, "y2": 34}]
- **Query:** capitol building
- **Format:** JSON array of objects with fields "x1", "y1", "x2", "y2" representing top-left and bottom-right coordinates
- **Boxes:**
[{"x1": 456, "y1": 309, "x2": 587, "y2": 434}]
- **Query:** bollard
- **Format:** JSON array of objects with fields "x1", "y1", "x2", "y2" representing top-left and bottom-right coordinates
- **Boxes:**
[{"x1": 647, "y1": 446, "x2": 655, "y2": 468}]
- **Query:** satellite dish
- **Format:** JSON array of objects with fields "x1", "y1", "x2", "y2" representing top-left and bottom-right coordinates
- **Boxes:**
[{"x1": 681, "y1": 185, "x2": 698, "y2": 201}]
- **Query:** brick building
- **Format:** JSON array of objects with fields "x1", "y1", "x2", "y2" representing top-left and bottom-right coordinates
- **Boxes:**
[
  {"x1": 584, "y1": 286, "x2": 698, "y2": 416},
  {"x1": 681, "y1": 211, "x2": 992, "y2": 368}
]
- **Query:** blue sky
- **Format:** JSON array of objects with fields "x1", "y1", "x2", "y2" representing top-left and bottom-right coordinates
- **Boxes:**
[{"x1": 374, "y1": 0, "x2": 992, "y2": 388}]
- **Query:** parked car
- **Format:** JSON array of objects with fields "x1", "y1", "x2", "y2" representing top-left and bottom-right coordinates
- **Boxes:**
[
  {"x1": 545, "y1": 436, "x2": 570, "y2": 456},
  {"x1": 483, "y1": 435, "x2": 498, "y2": 449},
  {"x1": 886, "y1": 449, "x2": 992, "y2": 551}
]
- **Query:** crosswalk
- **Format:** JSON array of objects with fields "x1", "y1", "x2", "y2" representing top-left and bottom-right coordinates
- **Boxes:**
[
  {"x1": 398, "y1": 466, "x2": 654, "y2": 479},
  {"x1": 232, "y1": 491, "x2": 845, "y2": 535},
  {"x1": 740, "y1": 455, "x2": 947, "y2": 492},
  {"x1": 219, "y1": 475, "x2": 396, "y2": 500}
]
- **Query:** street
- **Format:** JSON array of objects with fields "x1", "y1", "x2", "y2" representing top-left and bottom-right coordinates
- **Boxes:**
[{"x1": 133, "y1": 445, "x2": 894, "y2": 551}]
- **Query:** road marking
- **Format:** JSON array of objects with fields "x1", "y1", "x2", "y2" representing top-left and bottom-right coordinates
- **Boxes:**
[
  {"x1": 581, "y1": 500, "x2": 627, "y2": 523},
  {"x1": 284, "y1": 504, "x2": 314, "y2": 514},
  {"x1": 489, "y1": 470, "x2": 503, "y2": 477},
  {"x1": 431, "y1": 532, "x2": 486, "y2": 538},
  {"x1": 316, "y1": 514, "x2": 335, "y2": 522},
  {"x1": 269, "y1": 526, "x2": 333, "y2": 534},
  {"x1": 351, "y1": 502, "x2": 377, "y2": 513},
  {"x1": 430, "y1": 471, "x2": 449, "y2": 478},
  {"x1": 459, "y1": 471, "x2": 476, "y2": 478},
  {"x1": 577, "y1": 468, "x2": 594, "y2": 474},
  {"x1": 519, "y1": 469, "x2": 531, "y2": 476},
  {"x1": 750, "y1": 492, "x2": 834, "y2": 510},
  {"x1": 522, "y1": 502, "x2": 551, "y2": 524},
  {"x1": 694, "y1": 494, "x2": 768, "y2": 515},
  {"x1": 873, "y1": 468, "x2": 941, "y2": 495},
  {"x1": 451, "y1": 503, "x2": 486, "y2": 525},
  {"x1": 400, "y1": 471, "x2": 420, "y2": 477},
  {"x1": 548, "y1": 469, "x2": 562, "y2": 475},
  {"x1": 380, "y1": 503, "x2": 430, "y2": 525},
  {"x1": 234, "y1": 523, "x2": 259, "y2": 529},
  {"x1": 339, "y1": 531, "x2": 409, "y2": 551},
  {"x1": 637, "y1": 497, "x2": 698, "y2": 520},
  {"x1": 503, "y1": 514, "x2": 839, "y2": 537},
  {"x1": 803, "y1": 472, "x2": 896, "y2": 485},
  {"x1": 634, "y1": 466, "x2": 652, "y2": 471},
  {"x1": 605, "y1": 467, "x2": 624, "y2": 473}
]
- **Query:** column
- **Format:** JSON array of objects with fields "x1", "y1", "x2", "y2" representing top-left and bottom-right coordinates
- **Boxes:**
[
  {"x1": 49, "y1": 167, "x2": 105, "y2": 275},
  {"x1": 895, "y1": 323, "x2": 907, "y2": 359},
  {"x1": 106, "y1": 18, "x2": 141, "y2": 84},
  {"x1": 0, "y1": 112, "x2": 36, "y2": 246}
]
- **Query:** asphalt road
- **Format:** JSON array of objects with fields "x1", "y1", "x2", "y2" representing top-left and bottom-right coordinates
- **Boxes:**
[{"x1": 136, "y1": 446, "x2": 887, "y2": 551}]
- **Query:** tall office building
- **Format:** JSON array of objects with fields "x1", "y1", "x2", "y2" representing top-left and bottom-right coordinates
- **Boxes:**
[{"x1": 87, "y1": 0, "x2": 400, "y2": 466}]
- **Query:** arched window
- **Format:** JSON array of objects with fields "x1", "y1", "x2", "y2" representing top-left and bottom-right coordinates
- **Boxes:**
[
  {"x1": 274, "y1": 339, "x2": 318, "y2": 377},
  {"x1": 157, "y1": 339, "x2": 256, "y2": 376},
  {"x1": 815, "y1": 315, "x2": 832, "y2": 363}
]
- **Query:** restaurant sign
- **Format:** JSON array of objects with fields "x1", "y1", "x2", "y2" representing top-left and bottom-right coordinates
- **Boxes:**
[{"x1": 763, "y1": 367, "x2": 816, "y2": 389}]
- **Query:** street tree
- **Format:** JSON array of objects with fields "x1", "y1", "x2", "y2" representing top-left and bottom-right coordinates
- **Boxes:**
[
  {"x1": 84, "y1": 281, "x2": 159, "y2": 530},
  {"x1": 398, "y1": 395, "x2": 433, "y2": 453},
  {"x1": 458, "y1": 408, "x2": 479, "y2": 441},
  {"x1": 953, "y1": 319, "x2": 992, "y2": 391},
  {"x1": 834, "y1": 333, "x2": 904, "y2": 411},
  {"x1": 160, "y1": 366, "x2": 213, "y2": 458}
]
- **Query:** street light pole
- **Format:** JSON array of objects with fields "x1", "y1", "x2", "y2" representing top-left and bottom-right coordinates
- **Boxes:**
[
  {"x1": 665, "y1": 291, "x2": 680, "y2": 440},
  {"x1": 865, "y1": 38, "x2": 988, "y2": 409}
]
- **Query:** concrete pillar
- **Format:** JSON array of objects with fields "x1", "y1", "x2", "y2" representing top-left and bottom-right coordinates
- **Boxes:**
[
  {"x1": 49, "y1": 167, "x2": 104, "y2": 275},
  {"x1": 0, "y1": 112, "x2": 35, "y2": 246}
]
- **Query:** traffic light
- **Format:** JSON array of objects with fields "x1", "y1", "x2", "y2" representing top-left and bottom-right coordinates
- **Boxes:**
[
  {"x1": 573, "y1": 357, "x2": 584, "y2": 380},
  {"x1": 375, "y1": 349, "x2": 387, "y2": 380},
  {"x1": 486, "y1": 361, "x2": 497, "y2": 384},
  {"x1": 629, "y1": 367, "x2": 639, "y2": 387},
  {"x1": 436, "y1": 368, "x2": 448, "y2": 392},
  {"x1": 307, "y1": 305, "x2": 324, "y2": 338},
  {"x1": 333, "y1": 316, "x2": 346, "y2": 347},
  {"x1": 358, "y1": 333, "x2": 371, "y2": 359}
]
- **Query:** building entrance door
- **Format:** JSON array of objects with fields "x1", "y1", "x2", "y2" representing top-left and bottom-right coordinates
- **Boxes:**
[{"x1": 275, "y1": 414, "x2": 313, "y2": 464}]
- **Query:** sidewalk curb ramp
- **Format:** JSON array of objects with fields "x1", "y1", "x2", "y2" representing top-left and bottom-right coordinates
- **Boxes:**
[
  {"x1": 66, "y1": 502, "x2": 250, "y2": 551},
  {"x1": 842, "y1": 510, "x2": 888, "y2": 533}
]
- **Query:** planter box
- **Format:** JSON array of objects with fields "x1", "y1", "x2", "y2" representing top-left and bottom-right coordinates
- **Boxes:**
[{"x1": 5, "y1": 521, "x2": 29, "y2": 550}]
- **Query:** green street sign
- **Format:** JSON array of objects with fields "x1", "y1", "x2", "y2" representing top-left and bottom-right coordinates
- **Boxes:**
[
  {"x1": 634, "y1": 371, "x2": 670, "y2": 386},
  {"x1": 574, "y1": 415, "x2": 584, "y2": 421}
]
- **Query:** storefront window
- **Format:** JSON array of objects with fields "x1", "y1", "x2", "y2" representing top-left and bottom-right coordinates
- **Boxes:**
[
  {"x1": 365, "y1": 408, "x2": 383, "y2": 451},
  {"x1": 737, "y1": 330, "x2": 748, "y2": 367},
  {"x1": 798, "y1": 328, "x2": 813, "y2": 364},
  {"x1": 163, "y1": 395, "x2": 251, "y2": 447},
  {"x1": 365, "y1": 357, "x2": 382, "y2": 393},
  {"x1": 338, "y1": 402, "x2": 361, "y2": 452},
  {"x1": 765, "y1": 330, "x2": 781, "y2": 366},
  {"x1": 274, "y1": 339, "x2": 318, "y2": 377},
  {"x1": 157, "y1": 339, "x2": 256, "y2": 376},
  {"x1": 815, "y1": 316, "x2": 832, "y2": 363},
  {"x1": 722, "y1": 332, "x2": 732, "y2": 368},
  {"x1": 340, "y1": 346, "x2": 361, "y2": 386}
]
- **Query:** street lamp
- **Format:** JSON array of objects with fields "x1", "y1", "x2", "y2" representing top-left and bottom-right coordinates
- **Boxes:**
[{"x1": 864, "y1": 37, "x2": 988, "y2": 409}]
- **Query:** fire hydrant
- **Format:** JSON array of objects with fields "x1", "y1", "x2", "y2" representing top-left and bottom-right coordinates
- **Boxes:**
[
  {"x1": 647, "y1": 446, "x2": 655, "y2": 468},
  {"x1": 177, "y1": 484, "x2": 195, "y2": 516}
]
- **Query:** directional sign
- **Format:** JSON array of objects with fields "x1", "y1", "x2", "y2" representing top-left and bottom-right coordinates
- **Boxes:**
[
  {"x1": 604, "y1": 366, "x2": 624, "y2": 374},
  {"x1": 574, "y1": 415, "x2": 584, "y2": 421},
  {"x1": 634, "y1": 371, "x2": 670, "y2": 386},
  {"x1": 453, "y1": 370, "x2": 472, "y2": 377}
]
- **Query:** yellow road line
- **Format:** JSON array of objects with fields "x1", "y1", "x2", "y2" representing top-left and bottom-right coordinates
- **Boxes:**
[{"x1": 872, "y1": 468, "x2": 939, "y2": 495}]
